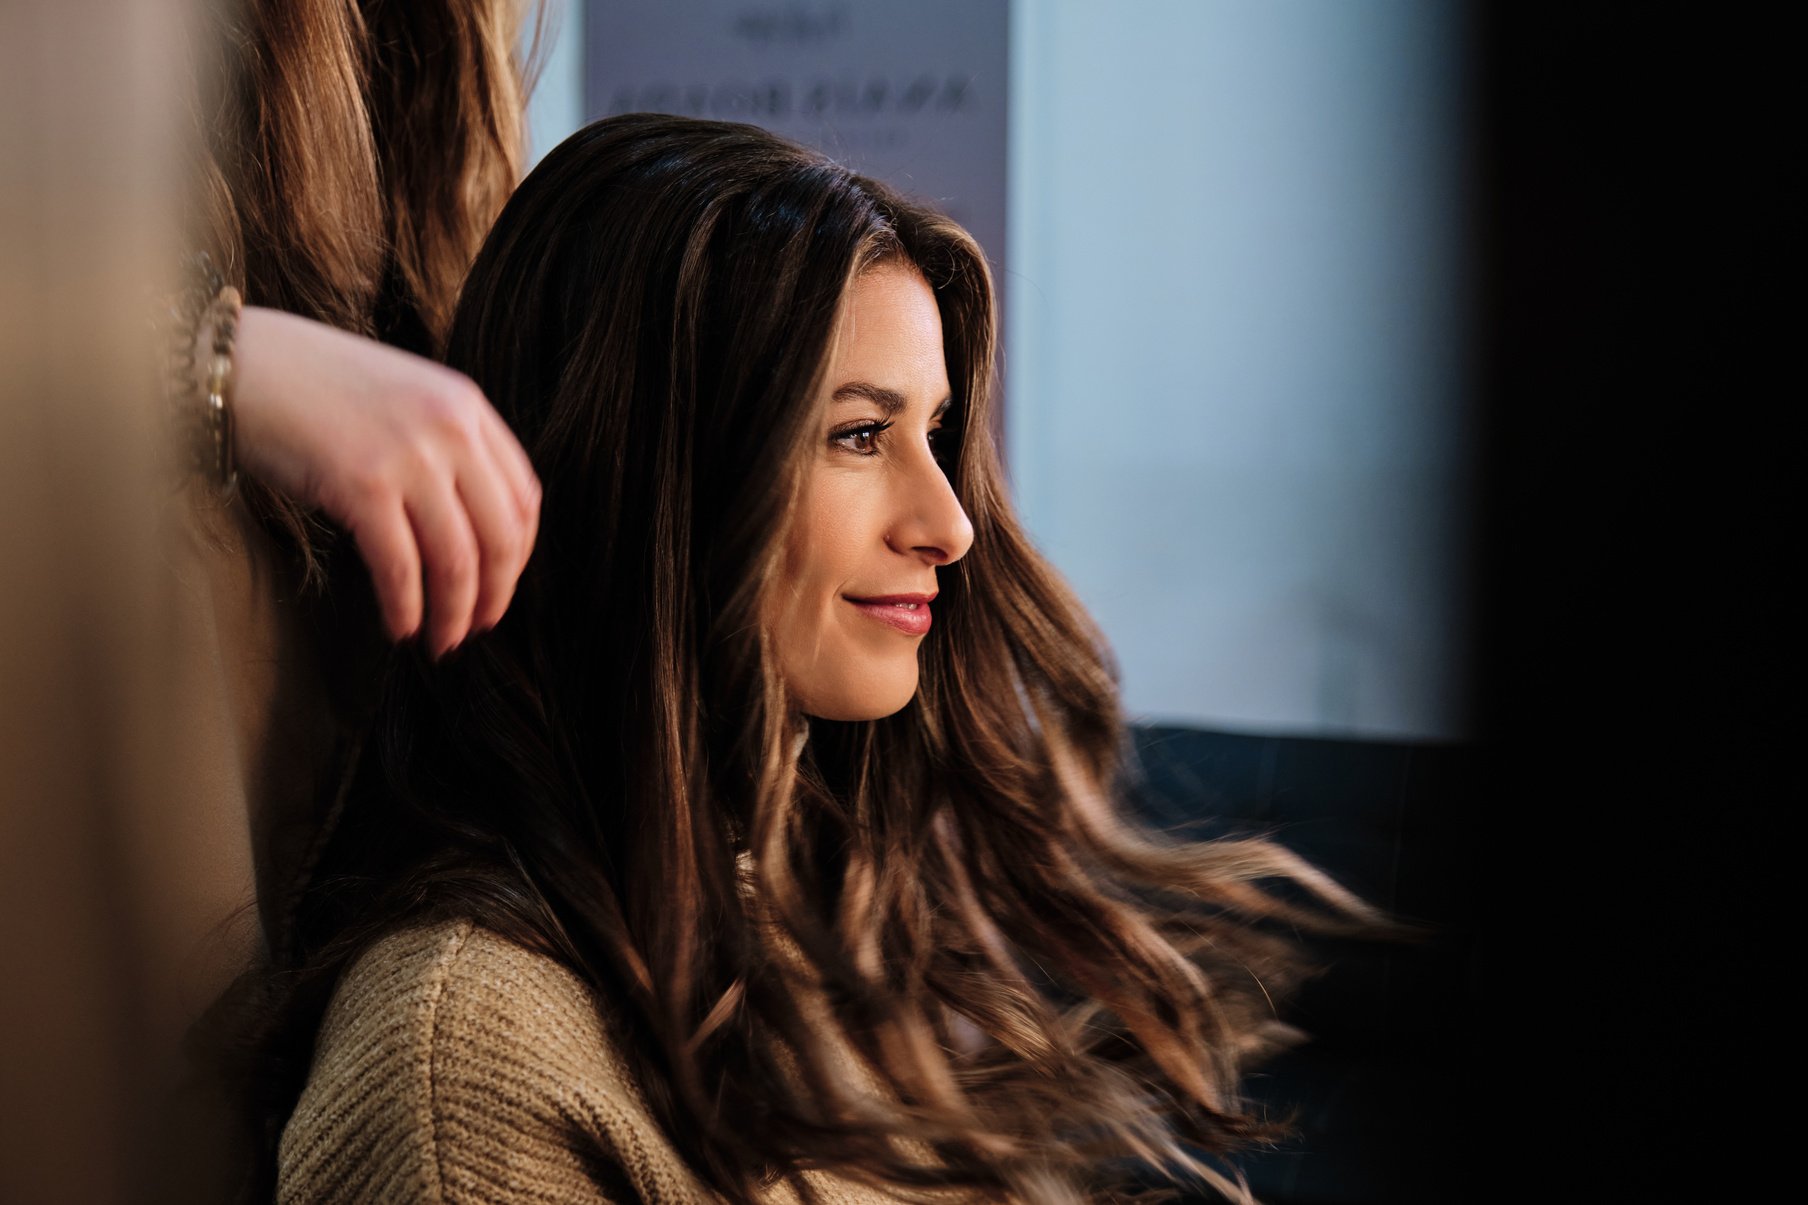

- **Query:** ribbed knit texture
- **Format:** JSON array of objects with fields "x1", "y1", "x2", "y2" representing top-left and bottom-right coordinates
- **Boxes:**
[{"x1": 277, "y1": 920, "x2": 960, "y2": 1204}]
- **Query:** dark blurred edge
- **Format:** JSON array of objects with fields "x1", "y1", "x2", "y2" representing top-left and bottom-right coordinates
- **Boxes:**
[
  {"x1": 1468, "y1": 3, "x2": 1793, "y2": 1203},
  {"x1": 1115, "y1": 5, "x2": 1795, "y2": 1202}
]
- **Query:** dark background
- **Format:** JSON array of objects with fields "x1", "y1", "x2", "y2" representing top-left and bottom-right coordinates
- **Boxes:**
[
  {"x1": 1127, "y1": 7, "x2": 1793, "y2": 1200},
  {"x1": 1467, "y1": 5, "x2": 1791, "y2": 1200},
  {"x1": 1469, "y1": 4, "x2": 1789, "y2": 1199}
]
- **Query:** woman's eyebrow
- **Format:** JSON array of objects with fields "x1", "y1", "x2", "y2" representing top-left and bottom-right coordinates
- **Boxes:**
[
  {"x1": 831, "y1": 382, "x2": 956, "y2": 419},
  {"x1": 831, "y1": 381, "x2": 907, "y2": 415}
]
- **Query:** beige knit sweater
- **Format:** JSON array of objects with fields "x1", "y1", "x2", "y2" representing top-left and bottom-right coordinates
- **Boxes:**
[{"x1": 277, "y1": 919, "x2": 957, "y2": 1204}]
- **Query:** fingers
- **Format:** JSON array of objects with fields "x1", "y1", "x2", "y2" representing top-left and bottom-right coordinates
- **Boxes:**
[
  {"x1": 369, "y1": 387, "x2": 534, "y2": 656},
  {"x1": 354, "y1": 433, "x2": 529, "y2": 656},
  {"x1": 476, "y1": 405, "x2": 542, "y2": 612},
  {"x1": 229, "y1": 309, "x2": 542, "y2": 651},
  {"x1": 480, "y1": 403, "x2": 542, "y2": 523},
  {"x1": 406, "y1": 477, "x2": 482, "y2": 659},
  {"x1": 456, "y1": 434, "x2": 533, "y2": 633},
  {"x1": 348, "y1": 497, "x2": 424, "y2": 642}
]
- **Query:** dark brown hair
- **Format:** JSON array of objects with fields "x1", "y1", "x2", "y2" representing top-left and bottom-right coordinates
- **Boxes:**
[
  {"x1": 189, "y1": 0, "x2": 533, "y2": 579},
  {"x1": 265, "y1": 114, "x2": 1379, "y2": 1203}
]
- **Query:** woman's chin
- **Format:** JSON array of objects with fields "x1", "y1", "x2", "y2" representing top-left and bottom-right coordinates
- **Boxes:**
[{"x1": 794, "y1": 665, "x2": 919, "y2": 722}]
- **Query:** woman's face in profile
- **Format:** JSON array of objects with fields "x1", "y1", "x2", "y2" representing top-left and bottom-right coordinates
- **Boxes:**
[{"x1": 768, "y1": 260, "x2": 974, "y2": 721}]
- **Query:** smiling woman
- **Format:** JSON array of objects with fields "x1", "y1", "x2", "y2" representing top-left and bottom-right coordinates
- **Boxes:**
[
  {"x1": 771, "y1": 262, "x2": 974, "y2": 720},
  {"x1": 243, "y1": 114, "x2": 1380, "y2": 1205}
]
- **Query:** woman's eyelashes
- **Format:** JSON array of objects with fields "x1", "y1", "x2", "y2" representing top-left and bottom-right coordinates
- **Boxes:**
[
  {"x1": 830, "y1": 418, "x2": 893, "y2": 456},
  {"x1": 828, "y1": 418, "x2": 960, "y2": 463}
]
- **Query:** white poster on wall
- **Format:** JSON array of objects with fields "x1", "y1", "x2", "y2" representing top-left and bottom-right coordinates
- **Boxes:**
[{"x1": 583, "y1": 1, "x2": 1010, "y2": 329}]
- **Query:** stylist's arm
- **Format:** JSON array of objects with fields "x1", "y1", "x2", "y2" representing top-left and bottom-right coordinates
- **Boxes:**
[{"x1": 228, "y1": 304, "x2": 542, "y2": 657}]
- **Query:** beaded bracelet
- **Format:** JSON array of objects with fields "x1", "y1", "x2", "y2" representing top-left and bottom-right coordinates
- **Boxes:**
[
  {"x1": 152, "y1": 251, "x2": 240, "y2": 493},
  {"x1": 199, "y1": 285, "x2": 242, "y2": 496}
]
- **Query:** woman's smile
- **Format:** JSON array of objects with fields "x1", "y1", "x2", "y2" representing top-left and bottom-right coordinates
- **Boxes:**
[{"x1": 843, "y1": 591, "x2": 936, "y2": 636}]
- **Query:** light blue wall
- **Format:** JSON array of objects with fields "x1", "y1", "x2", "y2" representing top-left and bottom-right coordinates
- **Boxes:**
[
  {"x1": 529, "y1": 1, "x2": 1472, "y2": 740},
  {"x1": 526, "y1": 1, "x2": 585, "y2": 168},
  {"x1": 1007, "y1": 0, "x2": 1470, "y2": 739}
]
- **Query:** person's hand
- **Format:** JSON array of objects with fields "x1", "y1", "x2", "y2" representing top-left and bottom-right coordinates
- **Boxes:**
[{"x1": 226, "y1": 305, "x2": 540, "y2": 656}]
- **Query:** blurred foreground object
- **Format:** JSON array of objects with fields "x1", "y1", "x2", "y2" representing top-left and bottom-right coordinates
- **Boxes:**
[{"x1": 2, "y1": 1, "x2": 257, "y2": 1200}]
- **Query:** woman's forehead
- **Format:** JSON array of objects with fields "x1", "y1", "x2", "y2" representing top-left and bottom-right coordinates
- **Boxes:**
[{"x1": 821, "y1": 264, "x2": 948, "y2": 403}]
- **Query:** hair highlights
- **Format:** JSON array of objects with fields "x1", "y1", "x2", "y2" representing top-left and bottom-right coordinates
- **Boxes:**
[
  {"x1": 187, "y1": 0, "x2": 534, "y2": 586},
  {"x1": 256, "y1": 115, "x2": 1380, "y2": 1203}
]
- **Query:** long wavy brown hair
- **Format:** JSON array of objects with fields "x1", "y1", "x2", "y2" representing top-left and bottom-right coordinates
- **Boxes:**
[
  {"x1": 186, "y1": 0, "x2": 535, "y2": 577},
  {"x1": 194, "y1": 0, "x2": 531, "y2": 344},
  {"x1": 255, "y1": 114, "x2": 1380, "y2": 1203}
]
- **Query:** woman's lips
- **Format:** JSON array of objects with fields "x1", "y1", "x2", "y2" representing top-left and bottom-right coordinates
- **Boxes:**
[{"x1": 844, "y1": 593, "x2": 935, "y2": 637}]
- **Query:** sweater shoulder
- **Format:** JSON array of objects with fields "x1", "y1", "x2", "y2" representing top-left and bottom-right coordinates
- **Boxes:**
[{"x1": 277, "y1": 919, "x2": 667, "y2": 1204}]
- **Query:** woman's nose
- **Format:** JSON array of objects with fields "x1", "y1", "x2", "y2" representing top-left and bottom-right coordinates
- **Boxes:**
[{"x1": 885, "y1": 449, "x2": 974, "y2": 566}]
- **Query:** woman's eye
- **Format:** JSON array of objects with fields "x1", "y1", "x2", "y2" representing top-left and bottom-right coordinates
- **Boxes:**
[{"x1": 831, "y1": 420, "x2": 891, "y2": 456}]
